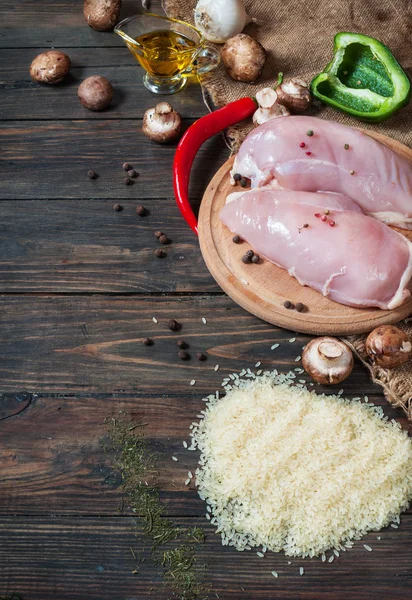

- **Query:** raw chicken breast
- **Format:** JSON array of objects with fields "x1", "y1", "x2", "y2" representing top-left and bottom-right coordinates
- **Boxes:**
[
  {"x1": 232, "y1": 116, "x2": 412, "y2": 229},
  {"x1": 220, "y1": 189, "x2": 412, "y2": 309}
]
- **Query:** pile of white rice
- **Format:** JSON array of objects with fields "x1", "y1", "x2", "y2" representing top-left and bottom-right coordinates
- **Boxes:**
[{"x1": 190, "y1": 370, "x2": 412, "y2": 558}]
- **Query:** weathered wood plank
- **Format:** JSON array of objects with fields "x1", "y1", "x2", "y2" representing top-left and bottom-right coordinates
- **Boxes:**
[
  {"x1": 0, "y1": 295, "x2": 384, "y2": 395},
  {"x1": 0, "y1": 120, "x2": 227, "y2": 199},
  {"x1": 0, "y1": 0, "x2": 165, "y2": 48},
  {"x1": 0, "y1": 199, "x2": 219, "y2": 293},
  {"x1": 0, "y1": 49, "x2": 208, "y2": 120},
  {"x1": 0, "y1": 392, "x2": 409, "y2": 518},
  {"x1": 0, "y1": 516, "x2": 411, "y2": 600}
]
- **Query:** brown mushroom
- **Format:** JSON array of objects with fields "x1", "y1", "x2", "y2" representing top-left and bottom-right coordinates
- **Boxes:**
[
  {"x1": 365, "y1": 325, "x2": 411, "y2": 369},
  {"x1": 221, "y1": 34, "x2": 266, "y2": 83},
  {"x1": 302, "y1": 337, "x2": 354, "y2": 385},
  {"x1": 30, "y1": 51, "x2": 71, "y2": 84},
  {"x1": 142, "y1": 102, "x2": 182, "y2": 144},
  {"x1": 252, "y1": 88, "x2": 290, "y2": 126},
  {"x1": 83, "y1": 0, "x2": 122, "y2": 32},
  {"x1": 275, "y1": 77, "x2": 311, "y2": 112},
  {"x1": 78, "y1": 76, "x2": 113, "y2": 111}
]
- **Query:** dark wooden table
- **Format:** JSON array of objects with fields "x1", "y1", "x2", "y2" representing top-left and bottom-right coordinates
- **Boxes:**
[{"x1": 1, "y1": 2, "x2": 411, "y2": 598}]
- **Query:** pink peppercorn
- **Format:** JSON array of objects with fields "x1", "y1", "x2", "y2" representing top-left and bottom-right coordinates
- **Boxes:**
[
  {"x1": 321, "y1": 215, "x2": 327, "y2": 222},
  {"x1": 314, "y1": 213, "x2": 321, "y2": 218},
  {"x1": 299, "y1": 142, "x2": 306, "y2": 148},
  {"x1": 329, "y1": 220, "x2": 336, "y2": 227},
  {"x1": 305, "y1": 151, "x2": 312, "y2": 156}
]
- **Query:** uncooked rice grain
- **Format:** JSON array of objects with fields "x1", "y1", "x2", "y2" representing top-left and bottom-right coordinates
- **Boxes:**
[
  {"x1": 152, "y1": 317, "x2": 158, "y2": 323},
  {"x1": 363, "y1": 544, "x2": 372, "y2": 551},
  {"x1": 271, "y1": 571, "x2": 278, "y2": 577},
  {"x1": 190, "y1": 371, "x2": 412, "y2": 559},
  {"x1": 299, "y1": 567, "x2": 304, "y2": 575},
  {"x1": 294, "y1": 356, "x2": 301, "y2": 362}
]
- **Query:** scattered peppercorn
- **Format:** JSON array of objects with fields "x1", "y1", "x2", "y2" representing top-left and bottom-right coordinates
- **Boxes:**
[
  {"x1": 284, "y1": 300, "x2": 294, "y2": 309},
  {"x1": 159, "y1": 234, "x2": 171, "y2": 245},
  {"x1": 168, "y1": 319, "x2": 181, "y2": 332},
  {"x1": 242, "y1": 254, "x2": 252, "y2": 264},
  {"x1": 154, "y1": 248, "x2": 166, "y2": 258},
  {"x1": 321, "y1": 215, "x2": 327, "y2": 222},
  {"x1": 136, "y1": 205, "x2": 147, "y2": 216},
  {"x1": 329, "y1": 220, "x2": 336, "y2": 227},
  {"x1": 350, "y1": 170, "x2": 355, "y2": 175},
  {"x1": 154, "y1": 231, "x2": 163, "y2": 239},
  {"x1": 299, "y1": 142, "x2": 306, "y2": 148},
  {"x1": 251, "y1": 254, "x2": 260, "y2": 263},
  {"x1": 233, "y1": 173, "x2": 242, "y2": 182},
  {"x1": 305, "y1": 151, "x2": 312, "y2": 156},
  {"x1": 315, "y1": 213, "x2": 321, "y2": 218},
  {"x1": 88, "y1": 170, "x2": 97, "y2": 179},
  {"x1": 143, "y1": 337, "x2": 154, "y2": 346},
  {"x1": 239, "y1": 177, "x2": 248, "y2": 188},
  {"x1": 124, "y1": 177, "x2": 132, "y2": 185},
  {"x1": 324, "y1": 209, "x2": 330, "y2": 215},
  {"x1": 306, "y1": 130, "x2": 314, "y2": 137},
  {"x1": 122, "y1": 163, "x2": 131, "y2": 171},
  {"x1": 245, "y1": 249, "x2": 254, "y2": 258},
  {"x1": 196, "y1": 352, "x2": 207, "y2": 361},
  {"x1": 178, "y1": 350, "x2": 190, "y2": 361},
  {"x1": 344, "y1": 144, "x2": 349, "y2": 150},
  {"x1": 295, "y1": 302, "x2": 305, "y2": 312},
  {"x1": 177, "y1": 339, "x2": 188, "y2": 349},
  {"x1": 127, "y1": 169, "x2": 137, "y2": 178},
  {"x1": 232, "y1": 235, "x2": 242, "y2": 244},
  {"x1": 113, "y1": 203, "x2": 123, "y2": 212}
]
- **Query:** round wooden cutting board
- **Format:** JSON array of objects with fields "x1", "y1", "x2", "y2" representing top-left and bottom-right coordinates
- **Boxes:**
[{"x1": 198, "y1": 131, "x2": 412, "y2": 335}]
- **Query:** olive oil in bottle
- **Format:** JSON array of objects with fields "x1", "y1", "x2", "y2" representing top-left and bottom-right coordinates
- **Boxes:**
[{"x1": 133, "y1": 29, "x2": 197, "y2": 78}]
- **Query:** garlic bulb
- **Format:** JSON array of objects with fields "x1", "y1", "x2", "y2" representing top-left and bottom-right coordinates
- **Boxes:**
[{"x1": 194, "y1": 0, "x2": 249, "y2": 44}]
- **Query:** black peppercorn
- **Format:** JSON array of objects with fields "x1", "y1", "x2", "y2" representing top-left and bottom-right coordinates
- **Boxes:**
[
  {"x1": 127, "y1": 169, "x2": 137, "y2": 178},
  {"x1": 295, "y1": 302, "x2": 305, "y2": 312},
  {"x1": 245, "y1": 249, "x2": 254, "y2": 258},
  {"x1": 177, "y1": 339, "x2": 188, "y2": 349},
  {"x1": 136, "y1": 205, "x2": 147, "y2": 216},
  {"x1": 124, "y1": 177, "x2": 132, "y2": 186},
  {"x1": 239, "y1": 177, "x2": 248, "y2": 187},
  {"x1": 232, "y1": 235, "x2": 242, "y2": 244},
  {"x1": 196, "y1": 352, "x2": 207, "y2": 361},
  {"x1": 284, "y1": 300, "x2": 294, "y2": 309},
  {"x1": 168, "y1": 319, "x2": 181, "y2": 332},
  {"x1": 143, "y1": 337, "x2": 153, "y2": 346},
  {"x1": 159, "y1": 234, "x2": 171, "y2": 245},
  {"x1": 178, "y1": 350, "x2": 190, "y2": 361},
  {"x1": 154, "y1": 231, "x2": 163, "y2": 239},
  {"x1": 88, "y1": 170, "x2": 97, "y2": 179},
  {"x1": 242, "y1": 254, "x2": 252, "y2": 264},
  {"x1": 113, "y1": 203, "x2": 123, "y2": 212},
  {"x1": 154, "y1": 248, "x2": 166, "y2": 258},
  {"x1": 122, "y1": 163, "x2": 131, "y2": 171},
  {"x1": 233, "y1": 173, "x2": 242, "y2": 182},
  {"x1": 251, "y1": 254, "x2": 260, "y2": 264}
]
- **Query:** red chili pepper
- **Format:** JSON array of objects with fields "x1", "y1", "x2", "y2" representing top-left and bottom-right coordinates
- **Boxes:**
[{"x1": 173, "y1": 97, "x2": 257, "y2": 235}]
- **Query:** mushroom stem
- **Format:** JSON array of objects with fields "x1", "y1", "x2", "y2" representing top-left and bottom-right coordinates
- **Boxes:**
[{"x1": 302, "y1": 337, "x2": 354, "y2": 385}]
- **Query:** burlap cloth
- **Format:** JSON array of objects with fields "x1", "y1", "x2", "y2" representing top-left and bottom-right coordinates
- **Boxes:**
[{"x1": 163, "y1": 0, "x2": 412, "y2": 418}]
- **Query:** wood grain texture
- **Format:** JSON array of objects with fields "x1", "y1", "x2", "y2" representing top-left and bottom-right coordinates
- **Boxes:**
[
  {"x1": 0, "y1": 119, "x2": 227, "y2": 199},
  {"x1": 0, "y1": 199, "x2": 218, "y2": 293},
  {"x1": 2, "y1": 392, "x2": 408, "y2": 518},
  {"x1": 0, "y1": 295, "x2": 384, "y2": 395},
  {"x1": 0, "y1": 49, "x2": 207, "y2": 120},
  {"x1": 199, "y1": 133, "x2": 412, "y2": 335},
  {"x1": 0, "y1": 516, "x2": 411, "y2": 600},
  {"x1": 0, "y1": 0, "x2": 166, "y2": 48}
]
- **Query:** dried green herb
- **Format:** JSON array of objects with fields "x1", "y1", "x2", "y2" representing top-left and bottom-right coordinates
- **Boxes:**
[{"x1": 106, "y1": 413, "x2": 207, "y2": 599}]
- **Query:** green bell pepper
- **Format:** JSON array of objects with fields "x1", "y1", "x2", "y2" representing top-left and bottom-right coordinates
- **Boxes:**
[{"x1": 311, "y1": 32, "x2": 410, "y2": 122}]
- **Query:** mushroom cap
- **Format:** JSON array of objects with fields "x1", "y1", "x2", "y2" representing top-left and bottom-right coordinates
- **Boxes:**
[
  {"x1": 83, "y1": 0, "x2": 122, "y2": 31},
  {"x1": 365, "y1": 325, "x2": 411, "y2": 369},
  {"x1": 30, "y1": 51, "x2": 71, "y2": 84},
  {"x1": 142, "y1": 103, "x2": 182, "y2": 144},
  {"x1": 302, "y1": 337, "x2": 354, "y2": 385},
  {"x1": 221, "y1": 34, "x2": 266, "y2": 83},
  {"x1": 276, "y1": 78, "x2": 311, "y2": 112},
  {"x1": 78, "y1": 76, "x2": 113, "y2": 111}
]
